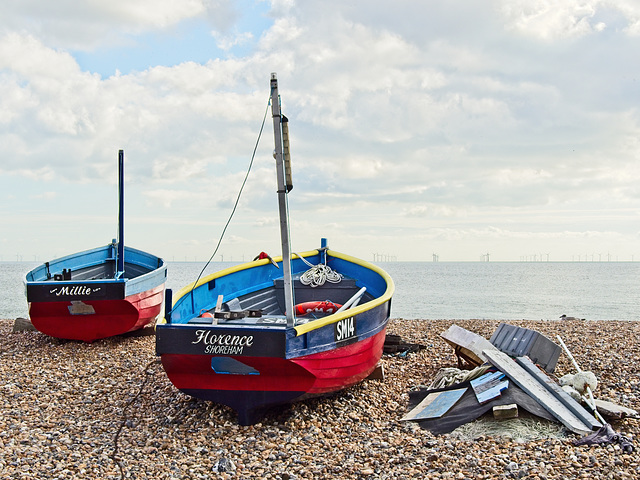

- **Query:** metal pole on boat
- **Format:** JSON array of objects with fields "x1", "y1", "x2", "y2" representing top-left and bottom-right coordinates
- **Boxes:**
[
  {"x1": 270, "y1": 73, "x2": 295, "y2": 327},
  {"x1": 117, "y1": 149, "x2": 125, "y2": 278}
]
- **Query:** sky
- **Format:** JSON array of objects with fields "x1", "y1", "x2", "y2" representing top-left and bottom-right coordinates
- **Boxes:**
[{"x1": 1, "y1": 0, "x2": 639, "y2": 263}]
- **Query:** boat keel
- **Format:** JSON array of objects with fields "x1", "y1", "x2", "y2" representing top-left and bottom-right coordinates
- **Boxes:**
[{"x1": 180, "y1": 388, "x2": 306, "y2": 425}]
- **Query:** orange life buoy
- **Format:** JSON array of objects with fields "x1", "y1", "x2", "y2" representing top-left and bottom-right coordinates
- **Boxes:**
[{"x1": 295, "y1": 300, "x2": 342, "y2": 316}]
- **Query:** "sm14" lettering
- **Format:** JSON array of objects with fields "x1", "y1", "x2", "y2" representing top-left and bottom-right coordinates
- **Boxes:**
[{"x1": 335, "y1": 316, "x2": 356, "y2": 343}]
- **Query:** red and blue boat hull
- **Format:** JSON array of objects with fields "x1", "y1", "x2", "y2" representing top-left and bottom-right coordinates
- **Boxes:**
[
  {"x1": 159, "y1": 325, "x2": 387, "y2": 425},
  {"x1": 28, "y1": 283, "x2": 165, "y2": 343},
  {"x1": 156, "y1": 248, "x2": 393, "y2": 425},
  {"x1": 25, "y1": 244, "x2": 167, "y2": 343}
]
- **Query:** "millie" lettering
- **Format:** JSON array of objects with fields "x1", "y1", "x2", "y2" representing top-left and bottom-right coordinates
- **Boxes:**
[{"x1": 50, "y1": 285, "x2": 100, "y2": 296}]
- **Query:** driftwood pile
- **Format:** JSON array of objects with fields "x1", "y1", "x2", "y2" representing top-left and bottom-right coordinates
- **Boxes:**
[{"x1": 396, "y1": 323, "x2": 638, "y2": 451}]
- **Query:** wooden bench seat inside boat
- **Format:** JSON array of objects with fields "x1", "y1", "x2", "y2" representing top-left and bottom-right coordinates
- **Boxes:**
[
  {"x1": 45, "y1": 260, "x2": 153, "y2": 282},
  {"x1": 187, "y1": 275, "x2": 369, "y2": 325}
]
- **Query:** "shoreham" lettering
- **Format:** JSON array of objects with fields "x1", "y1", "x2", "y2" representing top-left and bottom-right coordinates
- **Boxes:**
[{"x1": 204, "y1": 345, "x2": 245, "y2": 355}]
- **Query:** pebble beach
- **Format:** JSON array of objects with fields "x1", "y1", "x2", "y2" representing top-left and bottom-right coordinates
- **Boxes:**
[{"x1": 1, "y1": 317, "x2": 639, "y2": 479}]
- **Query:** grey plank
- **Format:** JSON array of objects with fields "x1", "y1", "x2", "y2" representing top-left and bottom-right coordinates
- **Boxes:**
[
  {"x1": 594, "y1": 399, "x2": 639, "y2": 420},
  {"x1": 401, "y1": 388, "x2": 467, "y2": 421},
  {"x1": 516, "y1": 356, "x2": 601, "y2": 430},
  {"x1": 483, "y1": 349, "x2": 594, "y2": 435},
  {"x1": 441, "y1": 324, "x2": 498, "y2": 366}
]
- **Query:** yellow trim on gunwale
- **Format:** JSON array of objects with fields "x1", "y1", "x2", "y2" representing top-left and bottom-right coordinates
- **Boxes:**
[
  {"x1": 171, "y1": 249, "x2": 321, "y2": 305},
  {"x1": 293, "y1": 250, "x2": 395, "y2": 336},
  {"x1": 162, "y1": 249, "x2": 394, "y2": 336}
]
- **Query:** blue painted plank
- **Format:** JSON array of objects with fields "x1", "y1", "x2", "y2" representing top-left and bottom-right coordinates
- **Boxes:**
[
  {"x1": 402, "y1": 388, "x2": 467, "y2": 421},
  {"x1": 471, "y1": 371, "x2": 508, "y2": 403},
  {"x1": 476, "y1": 380, "x2": 509, "y2": 403}
]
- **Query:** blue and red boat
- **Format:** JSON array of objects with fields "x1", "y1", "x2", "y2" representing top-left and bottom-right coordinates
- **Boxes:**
[
  {"x1": 24, "y1": 151, "x2": 167, "y2": 343},
  {"x1": 155, "y1": 74, "x2": 394, "y2": 425}
]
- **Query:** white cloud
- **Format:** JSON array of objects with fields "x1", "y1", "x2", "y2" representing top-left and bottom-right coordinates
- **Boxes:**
[
  {"x1": 104, "y1": 0, "x2": 206, "y2": 27},
  {"x1": 0, "y1": 0, "x2": 208, "y2": 49},
  {"x1": 143, "y1": 189, "x2": 199, "y2": 209},
  {"x1": 12, "y1": 167, "x2": 57, "y2": 182},
  {"x1": 404, "y1": 204, "x2": 468, "y2": 218},
  {"x1": 0, "y1": 0, "x2": 639, "y2": 261},
  {"x1": 498, "y1": 0, "x2": 640, "y2": 40},
  {"x1": 500, "y1": 0, "x2": 598, "y2": 40},
  {"x1": 212, "y1": 30, "x2": 254, "y2": 51},
  {"x1": 30, "y1": 191, "x2": 57, "y2": 200},
  {"x1": 493, "y1": 168, "x2": 553, "y2": 186}
]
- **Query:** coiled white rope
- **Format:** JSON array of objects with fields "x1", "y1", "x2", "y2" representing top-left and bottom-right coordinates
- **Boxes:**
[
  {"x1": 427, "y1": 365, "x2": 492, "y2": 390},
  {"x1": 296, "y1": 254, "x2": 342, "y2": 288}
]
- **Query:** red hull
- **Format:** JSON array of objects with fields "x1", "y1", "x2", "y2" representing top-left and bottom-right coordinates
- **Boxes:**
[
  {"x1": 29, "y1": 283, "x2": 165, "y2": 342},
  {"x1": 294, "y1": 328, "x2": 386, "y2": 395},
  {"x1": 161, "y1": 328, "x2": 386, "y2": 424}
]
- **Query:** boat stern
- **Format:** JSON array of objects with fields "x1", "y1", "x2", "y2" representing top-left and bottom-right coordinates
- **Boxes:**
[{"x1": 155, "y1": 322, "x2": 317, "y2": 424}]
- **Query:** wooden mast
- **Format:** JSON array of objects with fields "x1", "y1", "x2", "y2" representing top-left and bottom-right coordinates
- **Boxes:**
[
  {"x1": 270, "y1": 73, "x2": 295, "y2": 327},
  {"x1": 116, "y1": 149, "x2": 125, "y2": 278}
]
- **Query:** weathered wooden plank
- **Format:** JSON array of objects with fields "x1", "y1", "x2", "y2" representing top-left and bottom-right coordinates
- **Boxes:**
[
  {"x1": 493, "y1": 404, "x2": 518, "y2": 419},
  {"x1": 594, "y1": 399, "x2": 639, "y2": 420},
  {"x1": 470, "y1": 371, "x2": 508, "y2": 403},
  {"x1": 366, "y1": 364, "x2": 385, "y2": 380},
  {"x1": 516, "y1": 356, "x2": 601, "y2": 430},
  {"x1": 401, "y1": 388, "x2": 467, "y2": 421},
  {"x1": 483, "y1": 349, "x2": 595, "y2": 435},
  {"x1": 477, "y1": 381, "x2": 509, "y2": 404},
  {"x1": 470, "y1": 371, "x2": 503, "y2": 390},
  {"x1": 440, "y1": 324, "x2": 498, "y2": 366}
]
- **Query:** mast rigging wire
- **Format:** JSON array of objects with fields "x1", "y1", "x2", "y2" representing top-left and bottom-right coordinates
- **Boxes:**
[{"x1": 179, "y1": 99, "x2": 271, "y2": 308}]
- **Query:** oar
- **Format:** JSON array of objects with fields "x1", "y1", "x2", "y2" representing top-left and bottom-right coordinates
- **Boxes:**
[
  {"x1": 336, "y1": 287, "x2": 367, "y2": 313},
  {"x1": 556, "y1": 335, "x2": 605, "y2": 424}
]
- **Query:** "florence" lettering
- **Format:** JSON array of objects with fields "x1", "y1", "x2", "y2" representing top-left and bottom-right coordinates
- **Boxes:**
[{"x1": 192, "y1": 330, "x2": 254, "y2": 348}]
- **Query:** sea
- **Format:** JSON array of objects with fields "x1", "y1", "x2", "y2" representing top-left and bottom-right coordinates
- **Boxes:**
[{"x1": 2, "y1": 261, "x2": 639, "y2": 322}]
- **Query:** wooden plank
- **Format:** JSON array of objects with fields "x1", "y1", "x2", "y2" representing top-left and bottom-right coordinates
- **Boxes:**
[
  {"x1": 440, "y1": 324, "x2": 498, "y2": 366},
  {"x1": 493, "y1": 404, "x2": 518, "y2": 419},
  {"x1": 515, "y1": 356, "x2": 601, "y2": 430},
  {"x1": 401, "y1": 388, "x2": 467, "y2": 421},
  {"x1": 594, "y1": 399, "x2": 639, "y2": 420},
  {"x1": 366, "y1": 364, "x2": 385, "y2": 380},
  {"x1": 476, "y1": 380, "x2": 509, "y2": 404},
  {"x1": 483, "y1": 350, "x2": 595, "y2": 435},
  {"x1": 470, "y1": 371, "x2": 492, "y2": 383},
  {"x1": 470, "y1": 371, "x2": 503, "y2": 390},
  {"x1": 470, "y1": 371, "x2": 508, "y2": 403}
]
